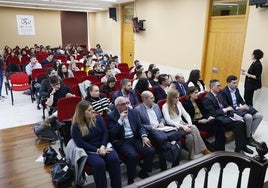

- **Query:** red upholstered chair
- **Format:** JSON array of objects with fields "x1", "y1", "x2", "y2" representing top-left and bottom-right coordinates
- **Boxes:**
[
  {"x1": 198, "y1": 90, "x2": 208, "y2": 100},
  {"x1": 117, "y1": 63, "x2": 129, "y2": 69},
  {"x1": 118, "y1": 67, "x2": 129, "y2": 73},
  {"x1": 115, "y1": 73, "x2": 129, "y2": 81},
  {"x1": 179, "y1": 96, "x2": 186, "y2": 103},
  {"x1": 62, "y1": 77, "x2": 79, "y2": 89},
  {"x1": 56, "y1": 96, "x2": 82, "y2": 157},
  {"x1": 9, "y1": 72, "x2": 32, "y2": 105},
  {"x1": 81, "y1": 75, "x2": 100, "y2": 83}
]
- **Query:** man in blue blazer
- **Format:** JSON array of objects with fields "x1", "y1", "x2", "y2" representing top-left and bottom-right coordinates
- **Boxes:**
[
  {"x1": 135, "y1": 91, "x2": 181, "y2": 171},
  {"x1": 112, "y1": 78, "x2": 140, "y2": 108},
  {"x1": 107, "y1": 96, "x2": 155, "y2": 185},
  {"x1": 173, "y1": 73, "x2": 188, "y2": 97},
  {"x1": 222, "y1": 75, "x2": 263, "y2": 147},
  {"x1": 203, "y1": 79, "x2": 254, "y2": 155}
]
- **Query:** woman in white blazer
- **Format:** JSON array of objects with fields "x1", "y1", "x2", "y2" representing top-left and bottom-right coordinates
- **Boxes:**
[{"x1": 162, "y1": 89, "x2": 210, "y2": 160}]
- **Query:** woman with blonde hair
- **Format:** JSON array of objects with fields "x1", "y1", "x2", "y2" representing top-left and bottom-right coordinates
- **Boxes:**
[
  {"x1": 71, "y1": 100, "x2": 122, "y2": 188},
  {"x1": 162, "y1": 89, "x2": 210, "y2": 160}
]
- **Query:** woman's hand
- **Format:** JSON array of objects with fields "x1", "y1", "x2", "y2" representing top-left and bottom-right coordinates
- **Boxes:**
[{"x1": 182, "y1": 125, "x2": 191, "y2": 134}]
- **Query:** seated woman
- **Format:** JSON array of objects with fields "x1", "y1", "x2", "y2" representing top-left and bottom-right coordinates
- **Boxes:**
[
  {"x1": 162, "y1": 89, "x2": 210, "y2": 160},
  {"x1": 149, "y1": 68, "x2": 160, "y2": 86},
  {"x1": 182, "y1": 86, "x2": 226, "y2": 151},
  {"x1": 57, "y1": 64, "x2": 74, "y2": 79},
  {"x1": 100, "y1": 76, "x2": 116, "y2": 97},
  {"x1": 80, "y1": 59, "x2": 93, "y2": 75},
  {"x1": 187, "y1": 69, "x2": 206, "y2": 92},
  {"x1": 68, "y1": 61, "x2": 80, "y2": 72},
  {"x1": 86, "y1": 85, "x2": 113, "y2": 116},
  {"x1": 71, "y1": 100, "x2": 122, "y2": 188}
]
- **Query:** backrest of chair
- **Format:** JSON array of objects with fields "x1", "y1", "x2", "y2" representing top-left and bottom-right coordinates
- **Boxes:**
[
  {"x1": 73, "y1": 71, "x2": 87, "y2": 78},
  {"x1": 57, "y1": 96, "x2": 82, "y2": 121},
  {"x1": 115, "y1": 73, "x2": 129, "y2": 81},
  {"x1": 198, "y1": 91, "x2": 208, "y2": 100},
  {"x1": 32, "y1": 68, "x2": 45, "y2": 80},
  {"x1": 10, "y1": 72, "x2": 29, "y2": 85},
  {"x1": 20, "y1": 56, "x2": 31, "y2": 65},
  {"x1": 157, "y1": 99, "x2": 167, "y2": 111},
  {"x1": 62, "y1": 77, "x2": 79, "y2": 88},
  {"x1": 118, "y1": 67, "x2": 129, "y2": 73},
  {"x1": 179, "y1": 96, "x2": 186, "y2": 103},
  {"x1": 118, "y1": 63, "x2": 129, "y2": 69},
  {"x1": 82, "y1": 75, "x2": 100, "y2": 83}
]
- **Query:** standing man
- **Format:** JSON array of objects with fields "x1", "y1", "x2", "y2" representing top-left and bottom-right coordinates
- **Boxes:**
[
  {"x1": 107, "y1": 96, "x2": 155, "y2": 185},
  {"x1": 222, "y1": 75, "x2": 263, "y2": 147},
  {"x1": 203, "y1": 79, "x2": 254, "y2": 155}
]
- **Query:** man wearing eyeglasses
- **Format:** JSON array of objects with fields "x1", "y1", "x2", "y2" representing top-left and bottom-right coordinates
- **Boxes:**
[
  {"x1": 107, "y1": 96, "x2": 155, "y2": 185},
  {"x1": 44, "y1": 75, "x2": 75, "y2": 126}
]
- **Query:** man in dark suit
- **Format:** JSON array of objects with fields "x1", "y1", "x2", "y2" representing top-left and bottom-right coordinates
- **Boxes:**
[
  {"x1": 135, "y1": 91, "x2": 181, "y2": 171},
  {"x1": 154, "y1": 74, "x2": 170, "y2": 102},
  {"x1": 173, "y1": 73, "x2": 188, "y2": 97},
  {"x1": 202, "y1": 79, "x2": 254, "y2": 155},
  {"x1": 107, "y1": 96, "x2": 155, "y2": 185},
  {"x1": 112, "y1": 78, "x2": 140, "y2": 108},
  {"x1": 222, "y1": 75, "x2": 263, "y2": 147}
]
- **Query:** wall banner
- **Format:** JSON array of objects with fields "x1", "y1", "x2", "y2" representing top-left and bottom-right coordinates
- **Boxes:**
[{"x1": 16, "y1": 15, "x2": 35, "y2": 35}]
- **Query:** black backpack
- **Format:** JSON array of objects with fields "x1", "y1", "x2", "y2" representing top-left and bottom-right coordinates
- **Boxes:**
[{"x1": 33, "y1": 121, "x2": 58, "y2": 142}]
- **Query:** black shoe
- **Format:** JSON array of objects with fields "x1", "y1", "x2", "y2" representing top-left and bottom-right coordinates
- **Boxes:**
[
  {"x1": 37, "y1": 105, "x2": 41, "y2": 110},
  {"x1": 242, "y1": 147, "x2": 254, "y2": 154},
  {"x1": 138, "y1": 171, "x2": 149, "y2": 179},
  {"x1": 247, "y1": 137, "x2": 259, "y2": 147},
  {"x1": 128, "y1": 178, "x2": 134, "y2": 185}
]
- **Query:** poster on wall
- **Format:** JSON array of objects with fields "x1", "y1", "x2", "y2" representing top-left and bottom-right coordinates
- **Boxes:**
[{"x1": 16, "y1": 15, "x2": 35, "y2": 35}]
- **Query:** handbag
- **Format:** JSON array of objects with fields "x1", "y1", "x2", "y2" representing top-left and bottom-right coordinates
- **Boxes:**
[
  {"x1": 33, "y1": 121, "x2": 58, "y2": 142},
  {"x1": 163, "y1": 140, "x2": 181, "y2": 163},
  {"x1": 51, "y1": 159, "x2": 74, "y2": 188},
  {"x1": 43, "y1": 146, "x2": 58, "y2": 166}
]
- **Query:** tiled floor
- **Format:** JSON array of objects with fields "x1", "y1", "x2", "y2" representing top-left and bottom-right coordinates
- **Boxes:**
[{"x1": 1, "y1": 85, "x2": 268, "y2": 187}]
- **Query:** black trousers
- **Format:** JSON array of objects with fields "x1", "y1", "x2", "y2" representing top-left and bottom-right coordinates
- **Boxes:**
[
  {"x1": 244, "y1": 88, "x2": 255, "y2": 106},
  {"x1": 113, "y1": 137, "x2": 155, "y2": 180}
]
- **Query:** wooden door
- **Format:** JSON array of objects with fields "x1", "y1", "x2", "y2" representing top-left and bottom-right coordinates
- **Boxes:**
[
  {"x1": 202, "y1": 1, "x2": 249, "y2": 86},
  {"x1": 121, "y1": 3, "x2": 134, "y2": 66}
]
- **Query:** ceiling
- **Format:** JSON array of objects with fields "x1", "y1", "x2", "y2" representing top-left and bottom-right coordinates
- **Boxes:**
[{"x1": 0, "y1": 0, "x2": 134, "y2": 12}]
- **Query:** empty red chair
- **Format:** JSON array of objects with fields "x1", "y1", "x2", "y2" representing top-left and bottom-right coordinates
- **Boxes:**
[
  {"x1": 62, "y1": 77, "x2": 79, "y2": 89},
  {"x1": 9, "y1": 73, "x2": 32, "y2": 105},
  {"x1": 81, "y1": 75, "x2": 100, "y2": 83},
  {"x1": 115, "y1": 73, "x2": 129, "y2": 81},
  {"x1": 73, "y1": 70, "x2": 87, "y2": 78},
  {"x1": 118, "y1": 63, "x2": 129, "y2": 69}
]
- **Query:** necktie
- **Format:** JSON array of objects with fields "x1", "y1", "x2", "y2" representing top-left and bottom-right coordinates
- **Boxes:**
[
  {"x1": 215, "y1": 95, "x2": 224, "y2": 109},
  {"x1": 180, "y1": 84, "x2": 186, "y2": 96}
]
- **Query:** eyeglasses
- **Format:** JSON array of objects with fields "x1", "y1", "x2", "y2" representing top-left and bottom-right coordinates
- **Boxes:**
[{"x1": 117, "y1": 101, "x2": 130, "y2": 106}]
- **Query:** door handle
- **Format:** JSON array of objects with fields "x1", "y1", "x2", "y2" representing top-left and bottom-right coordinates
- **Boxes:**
[
  {"x1": 129, "y1": 52, "x2": 132, "y2": 57},
  {"x1": 212, "y1": 67, "x2": 218, "y2": 73}
]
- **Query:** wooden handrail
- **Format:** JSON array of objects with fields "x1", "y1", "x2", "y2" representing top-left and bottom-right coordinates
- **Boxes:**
[{"x1": 127, "y1": 142, "x2": 268, "y2": 188}]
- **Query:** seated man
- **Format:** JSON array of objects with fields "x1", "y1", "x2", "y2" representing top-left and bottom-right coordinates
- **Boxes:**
[
  {"x1": 107, "y1": 96, "x2": 155, "y2": 185},
  {"x1": 202, "y1": 79, "x2": 254, "y2": 155},
  {"x1": 173, "y1": 73, "x2": 188, "y2": 97},
  {"x1": 135, "y1": 91, "x2": 181, "y2": 171},
  {"x1": 112, "y1": 78, "x2": 140, "y2": 108},
  {"x1": 154, "y1": 74, "x2": 171, "y2": 103},
  {"x1": 222, "y1": 75, "x2": 263, "y2": 147},
  {"x1": 44, "y1": 75, "x2": 75, "y2": 125}
]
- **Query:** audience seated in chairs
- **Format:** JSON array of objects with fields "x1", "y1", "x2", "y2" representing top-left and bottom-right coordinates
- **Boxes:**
[
  {"x1": 100, "y1": 67, "x2": 114, "y2": 83},
  {"x1": 57, "y1": 64, "x2": 74, "y2": 79},
  {"x1": 182, "y1": 86, "x2": 226, "y2": 151},
  {"x1": 107, "y1": 96, "x2": 155, "y2": 185},
  {"x1": 112, "y1": 78, "x2": 140, "y2": 108},
  {"x1": 100, "y1": 76, "x2": 116, "y2": 97},
  {"x1": 132, "y1": 68, "x2": 151, "y2": 89},
  {"x1": 153, "y1": 74, "x2": 171, "y2": 103},
  {"x1": 202, "y1": 79, "x2": 254, "y2": 155},
  {"x1": 135, "y1": 91, "x2": 181, "y2": 171},
  {"x1": 71, "y1": 100, "x2": 122, "y2": 188},
  {"x1": 90, "y1": 62, "x2": 105, "y2": 78},
  {"x1": 44, "y1": 75, "x2": 75, "y2": 126},
  {"x1": 80, "y1": 59, "x2": 93, "y2": 75},
  {"x1": 86, "y1": 85, "x2": 114, "y2": 116},
  {"x1": 162, "y1": 89, "x2": 211, "y2": 160},
  {"x1": 173, "y1": 73, "x2": 188, "y2": 97},
  {"x1": 149, "y1": 68, "x2": 160, "y2": 87},
  {"x1": 187, "y1": 69, "x2": 206, "y2": 92},
  {"x1": 110, "y1": 60, "x2": 121, "y2": 76},
  {"x1": 146, "y1": 64, "x2": 156, "y2": 80},
  {"x1": 221, "y1": 75, "x2": 263, "y2": 147}
]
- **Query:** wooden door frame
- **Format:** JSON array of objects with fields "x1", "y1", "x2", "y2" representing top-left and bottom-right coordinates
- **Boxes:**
[{"x1": 201, "y1": 0, "x2": 250, "y2": 86}]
